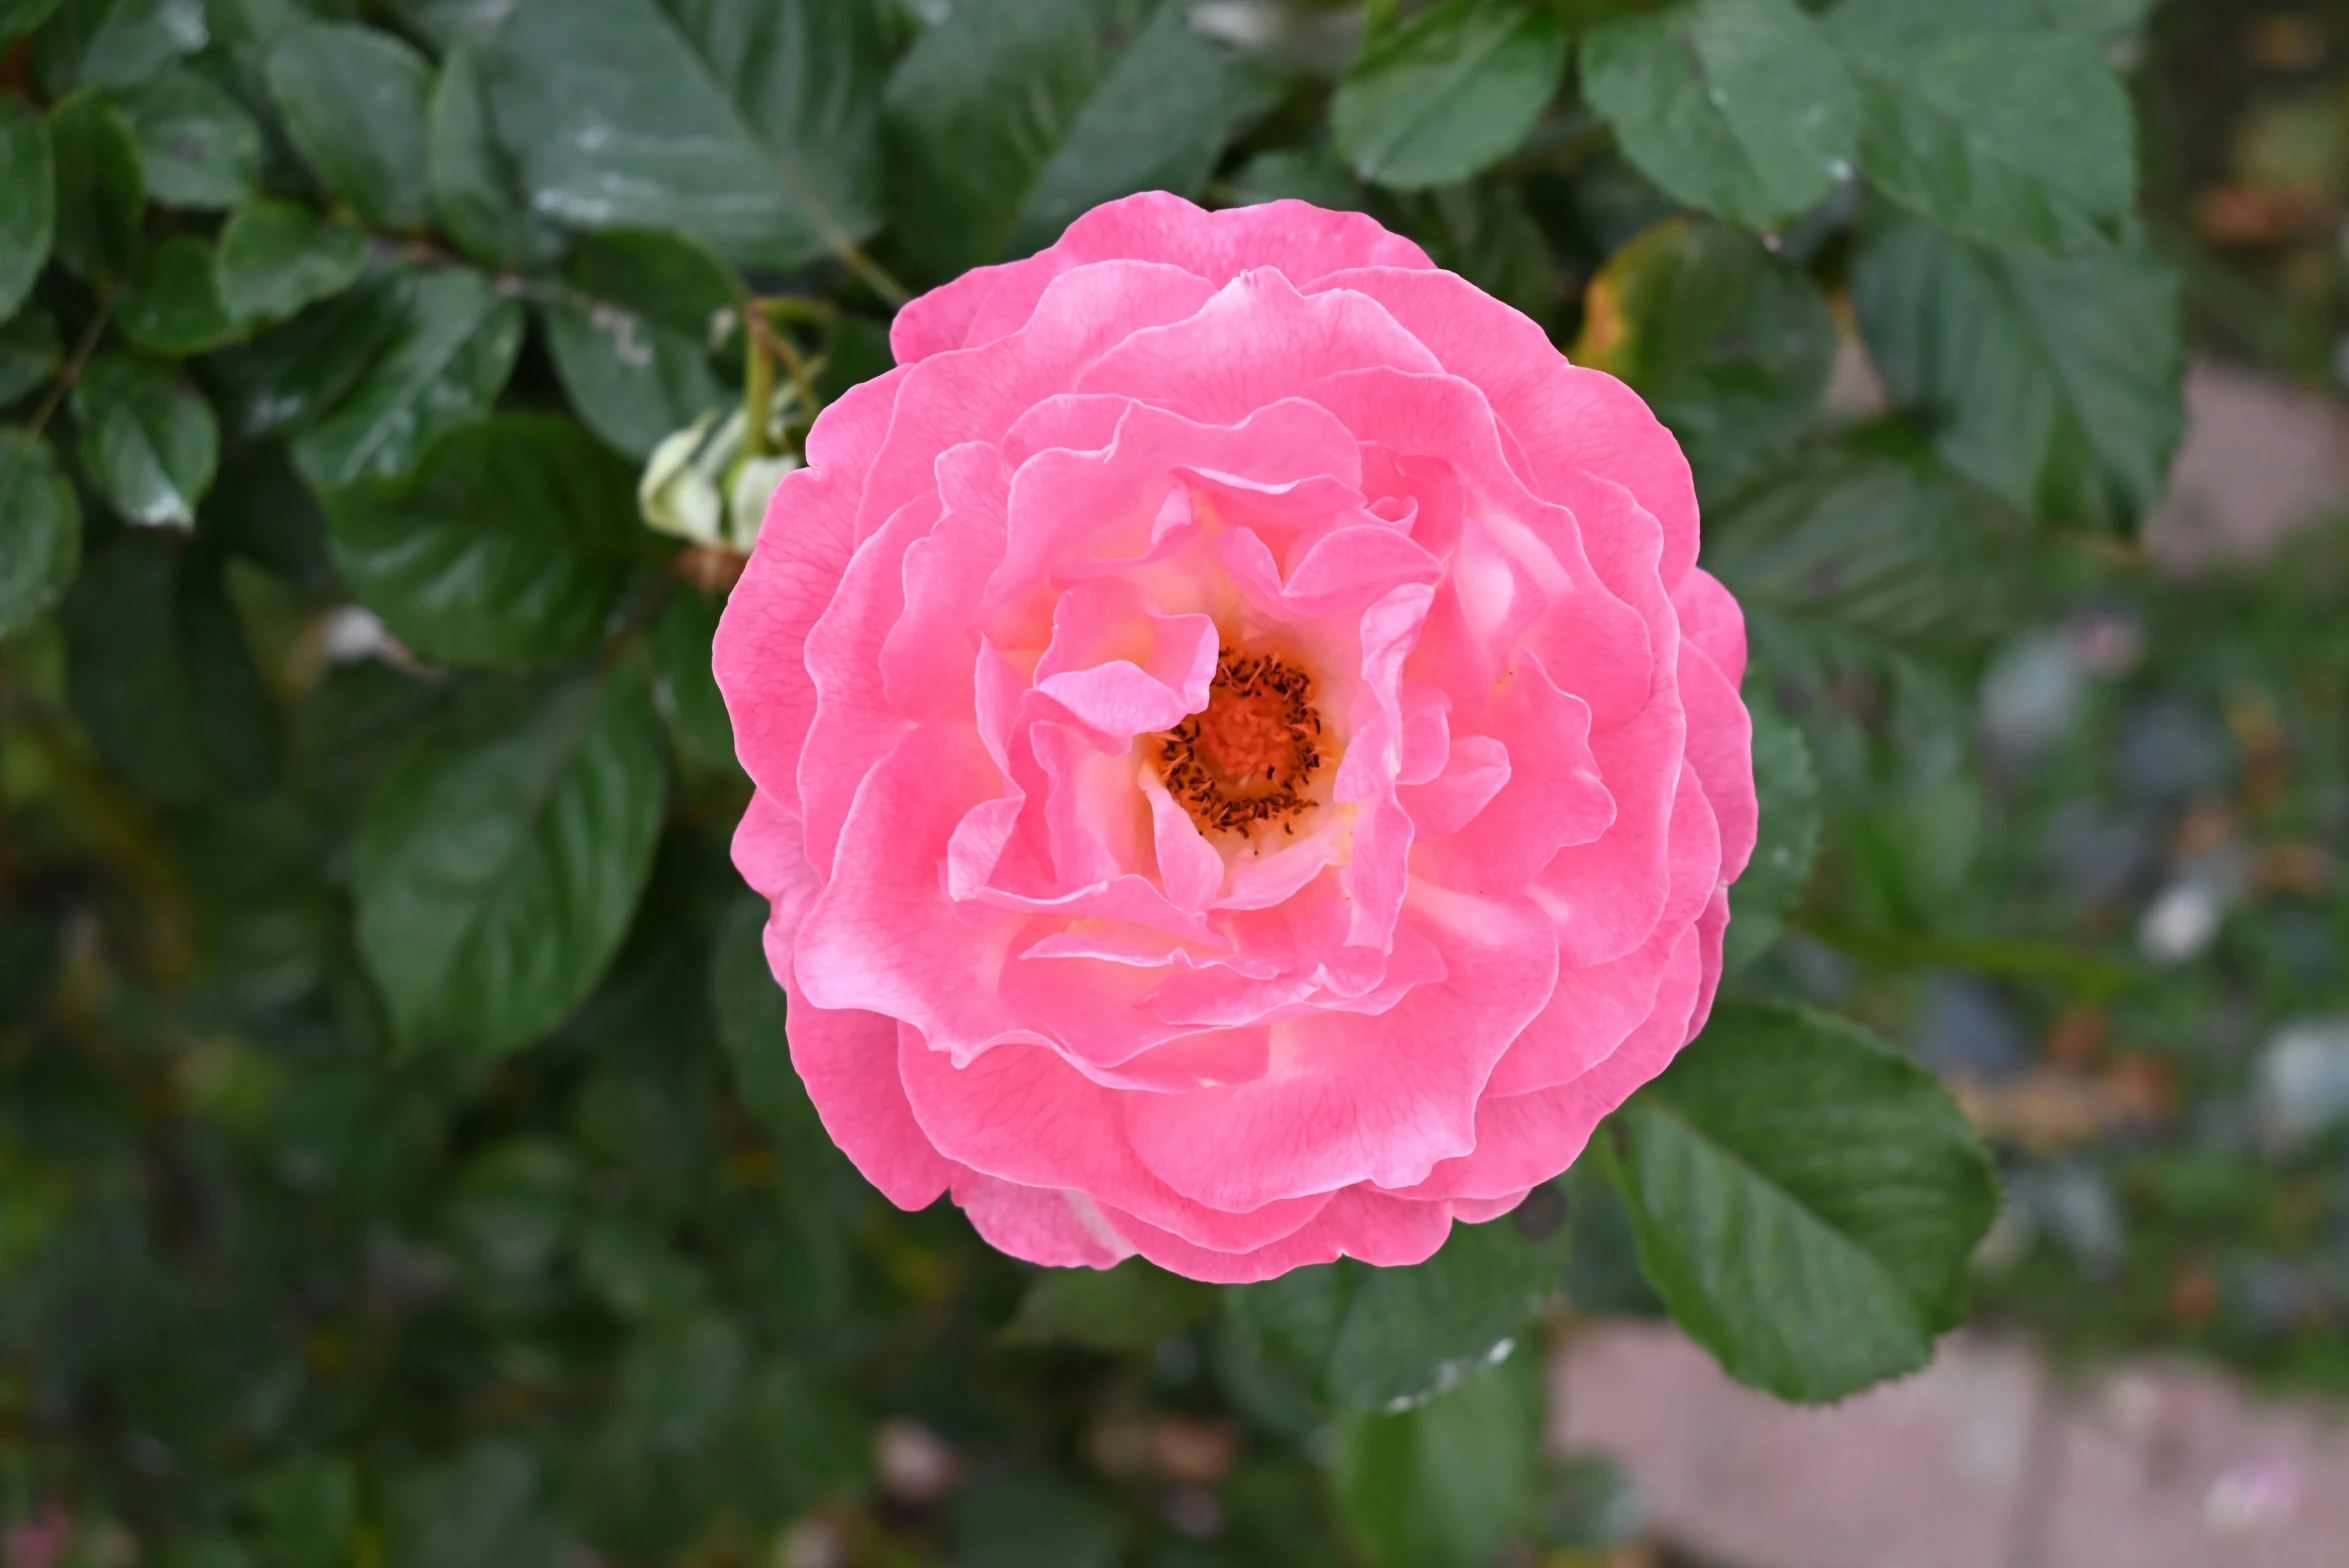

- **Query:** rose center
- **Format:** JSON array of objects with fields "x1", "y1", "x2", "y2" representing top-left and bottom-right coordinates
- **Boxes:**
[{"x1": 1156, "y1": 647, "x2": 1325, "y2": 836}]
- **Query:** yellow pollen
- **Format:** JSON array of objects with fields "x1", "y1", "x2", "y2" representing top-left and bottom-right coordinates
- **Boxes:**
[{"x1": 1155, "y1": 647, "x2": 1325, "y2": 837}]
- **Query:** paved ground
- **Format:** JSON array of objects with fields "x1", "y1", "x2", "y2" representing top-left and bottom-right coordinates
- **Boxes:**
[{"x1": 1554, "y1": 1324, "x2": 2349, "y2": 1568}]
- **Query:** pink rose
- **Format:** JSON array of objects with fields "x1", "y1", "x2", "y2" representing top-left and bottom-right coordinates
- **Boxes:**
[{"x1": 716, "y1": 194, "x2": 1756, "y2": 1284}]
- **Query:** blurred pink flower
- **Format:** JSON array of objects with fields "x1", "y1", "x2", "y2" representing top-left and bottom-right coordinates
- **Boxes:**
[
  {"x1": 717, "y1": 193, "x2": 1754, "y2": 1282},
  {"x1": 4, "y1": 1505, "x2": 72, "y2": 1568}
]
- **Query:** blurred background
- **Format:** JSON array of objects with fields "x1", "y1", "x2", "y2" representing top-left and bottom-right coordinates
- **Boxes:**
[{"x1": 4, "y1": 0, "x2": 2349, "y2": 1565}]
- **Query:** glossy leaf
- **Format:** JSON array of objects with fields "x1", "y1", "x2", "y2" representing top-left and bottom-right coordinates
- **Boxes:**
[
  {"x1": 354, "y1": 667, "x2": 667, "y2": 1056},
  {"x1": 267, "y1": 22, "x2": 435, "y2": 233},
  {"x1": 70, "y1": 353, "x2": 218, "y2": 527},
  {"x1": 1611, "y1": 1001, "x2": 1999, "y2": 1401},
  {"x1": 1703, "y1": 434, "x2": 2011, "y2": 650},
  {"x1": 0, "y1": 105, "x2": 54, "y2": 319},
  {"x1": 1225, "y1": 1197, "x2": 1569, "y2": 1413},
  {"x1": 428, "y1": 40, "x2": 562, "y2": 272},
  {"x1": 31, "y1": 0, "x2": 203, "y2": 92},
  {"x1": 1330, "y1": 1347, "x2": 1542, "y2": 1568},
  {"x1": 290, "y1": 267, "x2": 523, "y2": 491},
  {"x1": 650, "y1": 586, "x2": 738, "y2": 773},
  {"x1": 1574, "y1": 215, "x2": 1835, "y2": 496},
  {"x1": 215, "y1": 199, "x2": 369, "y2": 323},
  {"x1": 1826, "y1": 0, "x2": 2134, "y2": 253},
  {"x1": 48, "y1": 87, "x2": 145, "y2": 282},
  {"x1": 0, "y1": 0, "x2": 64, "y2": 45},
  {"x1": 320, "y1": 414, "x2": 654, "y2": 667},
  {"x1": 1581, "y1": 0, "x2": 1856, "y2": 233},
  {"x1": 60, "y1": 531, "x2": 282, "y2": 804},
  {"x1": 951, "y1": 1472, "x2": 1122, "y2": 1568},
  {"x1": 884, "y1": 0, "x2": 1233, "y2": 278},
  {"x1": 1853, "y1": 210, "x2": 2185, "y2": 531},
  {"x1": 1331, "y1": 0, "x2": 1566, "y2": 191},
  {"x1": 484, "y1": 0, "x2": 887, "y2": 270},
  {"x1": 204, "y1": 272, "x2": 405, "y2": 440},
  {"x1": 543, "y1": 227, "x2": 737, "y2": 459},
  {"x1": 1009, "y1": 1258, "x2": 1220, "y2": 1351},
  {"x1": 116, "y1": 64, "x2": 261, "y2": 208},
  {"x1": 387, "y1": 1445, "x2": 566, "y2": 1568},
  {"x1": 1721, "y1": 694, "x2": 1819, "y2": 971},
  {"x1": 0, "y1": 430, "x2": 82, "y2": 635},
  {"x1": 0, "y1": 310, "x2": 62, "y2": 407},
  {"x1": 119, "y1": 234, "x2": 236, "y2": 355}
]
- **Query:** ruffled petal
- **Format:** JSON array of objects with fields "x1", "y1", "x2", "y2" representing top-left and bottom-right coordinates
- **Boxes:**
[{"x1": 1122, "y1": 885, "x2": 1557, "y2": 1209}]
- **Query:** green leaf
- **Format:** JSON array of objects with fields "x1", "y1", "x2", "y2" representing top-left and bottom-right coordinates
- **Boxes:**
[
  {"x1": 484, "y1": 0, "x2": 887, "y2": 271},
  {"x1": 543, "y1": 227, "x2": 737, "y2": 459},
  {"x1": 0, "y1": 0, "x2": 65, "y2": 46},
  {"x1": 1227, "y1": 145, "x2": 1364, "y2": 211},
  {"x1": 1575, "y1": 215, "x2": 1835, "y2": 496},
  {"x1": 1702, "y1": 434, "x2": 2010, "y2": 650},
  {"x1": 60, "y1": 532, "x2": 282, "y2": 804},
  {"x1": 354, "y1": 667, "x2": 667, "y2": 1055},
  {"x1": 1009, "y1": 1258, "x2": 1219, "y2": 1351},
  {"x1": 619, "y1": 1315, "x2": 746, "y2": 1450},
  {"x1": 246, "y1": 1458, "x2": 358, "y2": 1568},
  {"x1": 1330, "y1": 1347, "x2": 1542, "y2": 1568},
  {"x1": 1611, "y1": 1000, "x2": 1999, "y2": 1401},
  {"x1": 0, "y1": 310, "x2": 62, "y2": 407},
  {"x1": 1331, "y1": 0, "x2": 1566, "y2": 191},
  {"x1": 204, "y1": 271, "x2": 404, "y2": 440},
  {"x1": 1225, "y1": 1196, "x2": 1569, "y2": 1413},
  {"x1": 428, "y1": 40, "x2": 562, "y2": 273},
  {"x1": 1414, "y1": 179, "x2": 1555, "y2": 325},
  {"x1": 290, "y1": 267, "x2": 523, "y2": 491},
  {"x1": 48, "y1": 87, "x2": 145, "y2": 283},
  {"x1": 0, "y1": 105, "x2": 54, "y2": 319},
  {"x1": 267, "y1": 22, "x2": 434, "y2": 233},
  {"x1": 884, "y1": 0, "x2": 1234, "y2": 278},
  {"x1": 70, "y1": 353, "x2": 218, "y2": 527},
  {"x1": 320, "y1": 414, "x2": 653, "y2": 667},
  {"x1": 951, "y1": 1471, "x2": 1122, "y2": 1568},
  {"x1": 1722, "y1": 694, "x2": 1819, "y2": 971},
  {"x1": 119, "y1": 233, "x2": 235, "y2": 355},
  {"x1": 0, "y1": 430, "x2": 82, "y2": 635},
  {"x1": 215, "y1": 199, "x2": 369, "y2": 323},
  {"x1": 650, "y1": 586, "x2": 737, "y2": 773},
  {"x1": 388, "y1": 1445, "x2": 565, "y2": 1568},
  {"x1": 1852, "y1": 210, "x2": 2185, "y2": 531},
  {"x1": 1826, "y1": 0, "x2": 2134, "y2": 253},
  {"x1": 1580, "y1": 0, "x2": 1856, "y2": 233},
  {"x1": 32, "y1": 0, "x2": 203, "y2": 92},
  {"x1": 115, "y1": 64, "x2": 261, "y2": 208}
]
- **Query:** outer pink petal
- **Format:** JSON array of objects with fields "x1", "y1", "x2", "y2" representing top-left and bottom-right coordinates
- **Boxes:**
[
  {"x1": 1075, "y1": 269, "x2": 1442, "y2": 426},
  {"x1": 952, "y1": 1174, "x2": 1136, "y2": 1268},
  {"x1": 1391, "y1": 922, "x2": 1704, "y2": 1202},
  {"x1": 903, "y1": 192, "x2": 1437, "y2": 360},
  {"x1": 795, "y1": 727, "x2": 1033, "y2": 1055},
  {"x1": 783, "y1": 999, "x2": 956, "y2": 1212},
  {"x1": 715, "y1": 368, "x2": 905, "y2": 813},
  {"x1": 896, "y1": 1026, "x2": 1337, "y2": 1252},
  {"x1": 856, "y1": 261, "x2": 1220, "y2": 545},
  {"x1": 1310, "y1": 265, "x2": 1700, "y2": 589},
  {"x1": 1122, "y1": 885, "x2": 1558, "y2": 1210},
  {"x1": 1100, "y1": 1185, "x2": 1455, "y2": 1284},
  {"x1": 1677, "y1": 629, "x2": 1758, "y2": 885},
  {"x1": 1673, "y1": 567, "x2": 1747, "y2": 687}
]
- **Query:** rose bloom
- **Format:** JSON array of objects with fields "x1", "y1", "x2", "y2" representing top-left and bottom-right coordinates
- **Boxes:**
[{"x1": 716, "y1": 194, "x2": 1755, "y2": 1284}]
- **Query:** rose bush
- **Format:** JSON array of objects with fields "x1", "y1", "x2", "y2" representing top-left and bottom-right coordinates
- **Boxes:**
[{"x1": 718, "y1": 193, "x2": 1756, "y2": 1282}]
